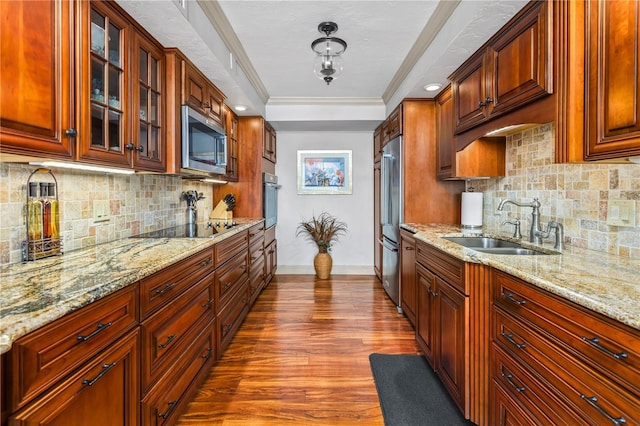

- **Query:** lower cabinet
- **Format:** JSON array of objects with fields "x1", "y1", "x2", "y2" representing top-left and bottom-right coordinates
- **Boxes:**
[
  {"x1": 9, "y1": 329, "x2": 140, "y2": 425},
  {"x1": 490, "y1": 270, "x2": 640, "y2": 425},
  {"x1": 265, "y1": 239, "x2": 277, "y2": 285},
  {"x1": 400, "y1": 229, "x2": 416, "y2": 326}
]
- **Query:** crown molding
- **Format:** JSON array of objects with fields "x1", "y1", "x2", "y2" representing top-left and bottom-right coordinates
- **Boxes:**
[
  {"x1": 383, "y1": 0, "x2": 460, "y2": 103},
  {"x1": 198, "y1": 0, "x2": 270, "y2": 103},
  {"x1": 267, "y1": 97, "x2": 384, "y2": 106}
]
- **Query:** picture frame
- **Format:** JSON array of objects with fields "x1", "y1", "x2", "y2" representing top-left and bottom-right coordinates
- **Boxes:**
[{"x1": 297, "y1": 150, "x2": 352, "y2": 195}]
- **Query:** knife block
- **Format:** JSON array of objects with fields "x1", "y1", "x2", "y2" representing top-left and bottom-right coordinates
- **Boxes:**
[{"x1": 209, "y1": 200, "x2": 233, "y2": 225}]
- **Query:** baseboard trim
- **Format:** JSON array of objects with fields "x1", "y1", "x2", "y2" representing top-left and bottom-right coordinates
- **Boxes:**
[{"x1": 276, "y1": 265, "x2": 375, "y2": 275}]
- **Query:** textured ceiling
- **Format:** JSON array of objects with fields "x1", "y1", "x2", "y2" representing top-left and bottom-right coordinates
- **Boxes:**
[{"x1": 117, "y1": 0, "x2": 528, "y2": 130}]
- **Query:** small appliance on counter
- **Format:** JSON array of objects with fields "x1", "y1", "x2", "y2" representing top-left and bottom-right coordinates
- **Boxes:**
[
  {"x1": 209, "y1": 193, "x2": 235, "y2": 227},
  {"x1": 461, "y1": 182, "x2": 483, "y2": 231}
]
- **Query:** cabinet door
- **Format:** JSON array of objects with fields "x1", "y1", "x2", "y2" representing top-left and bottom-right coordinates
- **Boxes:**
[
  {"x1": 436, "y1": 277, "x2": 467, "y2": 413},
  {"x1": 77, "y1": 1, "x2": 130, "y2": 167},
  {"x1": 205, "y1": 85, "x2": 225, "y2": 129},
  {"x1": 488, "y1": 0, "x2": 552, "y2": 117},
  {"x1": 265, "y1": 239, "x2": 277, "y2": 284},
  {"x1": 224, "y1": 106, "x2": 239, "y2": 181},
  {"x1": 585, "y1": 0, "x2": 640, "y2": 160},
  {"x1": 0, "y1": 0, "x2": 74, "y2": 158},
  {"x1": 400, "y1": 231, "x2": 416, "y2": 326},
  {"x1": 386, "y1": 104, "x2": 403, "y2": 140},
  {"x1": 416, "y1": 264, "x2": 436, "y2": 367},
  {"x1": 132, "y1": 32, "x2": 165, "y2": 172},
  {"x1": 452, "y1": 53, "x2": 486, "y2": 133},
  {"x1": 263, "y1": 122, "x2": 276, "y2": 163},
  {"x1": 10, "y1": 329, "x2": 140, "y2": 426},
  {"x1": 183, "y1": 64, "x2": 208, "y2": 114},
  {"x1": 436, "y1": 86, "x2": 455, "y2": 180}
]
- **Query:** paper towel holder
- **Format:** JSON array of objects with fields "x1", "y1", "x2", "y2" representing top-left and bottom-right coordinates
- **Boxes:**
[{"x1": 461, "y1": 180, "x2": 483, "y2": 230}]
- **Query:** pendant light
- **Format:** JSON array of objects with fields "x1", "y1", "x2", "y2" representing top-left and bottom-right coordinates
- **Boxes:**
[{"x1": 311, "y1": 22, "x2": 347, "y2": 85}]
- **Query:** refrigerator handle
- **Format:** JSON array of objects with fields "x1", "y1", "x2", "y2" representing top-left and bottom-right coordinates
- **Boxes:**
[
  {"x1": 379, "y1": 238, "x2": 399, "y2": 252},
  {"x1": 381, "y1": 154, "x2": 394, "y2": 226}
]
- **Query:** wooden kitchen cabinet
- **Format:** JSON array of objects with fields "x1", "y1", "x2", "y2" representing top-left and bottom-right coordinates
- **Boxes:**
[
  {"x1": 373, "y1": 161, "x2": 382, "y2": 281},
  {"x1": 248, "y1": 222, "x2": 266, "y2": 306},
  {"x1": 263, "y1": 121, "x2": 277, "y2": 163},
  {"x1": 0, "y1": 0, "x2": 75, "y2": 159},
  {"x1": 264, "y1": 237, "x2": 277, "y2": 285},
  {"x1": 224, "y1": 105, "x2": 239, "y2": 181},
  {"x1": 491, "y1": 270, "x2": 640, "y2": 425},
  {"x1": 450, "y1": 0, "x2": 552, "y2": 135},
  {"x1": 584, "y1": 0, "x2": 640, "y2": 160},
  {"x1": 183, "y1": 62, "x2": 225, "y2": 129},
  {"x1": 77, "y1": 0, "x2": 166, "y2": 172},
  {"x1": 415, "y1": 243, "x2": 467, "y2": 414},
  {"x1": 400, "y1": 229, "x2": 416, "y2": 326},
  {"x1": 9, "y1": 329, "x2": 140, "y2": 426}
]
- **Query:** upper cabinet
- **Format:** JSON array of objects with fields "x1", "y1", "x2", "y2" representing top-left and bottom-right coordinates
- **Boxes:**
[
  {"x1": 584, "y1": 0, "x2": 640, "y2": 160},
  {"x1": 0, "y1": 0, "x2": 75, "y2": 159},
  {"x1": 76, "y1": 1, "x2": 165, "y2": 172},
  {"x1": 450, "y1": 0, "x2": 553, "y2": 135},
  {"x1": 183, "y1": 63, "x2": 225, "y2": 130},
  {"x1": 263, "y1": 121, "x2": 276, "y2": 163},
  {"x1": 224, "y1": 105, "x2": 239, "y2": 182}
]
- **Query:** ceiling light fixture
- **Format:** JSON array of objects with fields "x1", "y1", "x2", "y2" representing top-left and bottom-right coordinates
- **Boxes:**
[
  {"x1": 424, "y1": 83, "x2": 442, "y2": 92},
  {"x1": 234, "y1": 105, "x2": 247, "y2": 112},
  {"x1": 311, "y1": 21, "x2": 347, "y2": 85}
]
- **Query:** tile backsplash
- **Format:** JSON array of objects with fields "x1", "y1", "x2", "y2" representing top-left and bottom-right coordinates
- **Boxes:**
[
  {"x1": 474, "y1": 123, "x2": 640, "y2": 258},
  {"x1": 0, "y1": 163, "x2": 214, "y2": 265}
]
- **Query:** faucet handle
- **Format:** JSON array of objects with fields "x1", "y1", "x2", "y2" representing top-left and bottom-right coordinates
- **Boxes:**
[{"x1": 502, "y1": 218, "x2": 522, "y2": 239}]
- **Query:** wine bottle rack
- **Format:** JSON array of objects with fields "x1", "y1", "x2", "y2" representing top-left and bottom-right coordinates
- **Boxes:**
[{"x1": 22, "y1": 168, "x2": 63, "y2": 261}]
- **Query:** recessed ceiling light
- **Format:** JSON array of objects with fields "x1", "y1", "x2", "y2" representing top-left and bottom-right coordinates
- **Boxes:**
[
  {"x1": 234, "y1": 105, "x2": 247, "y2": 112},
  {"x1": 423, "y1": 83, "x2": 442, "y2": 92}
]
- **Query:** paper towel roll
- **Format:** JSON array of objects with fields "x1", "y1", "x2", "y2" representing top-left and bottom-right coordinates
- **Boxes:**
[{"x1": 461, "y1": 192, "x2": 483, "y2": 229}]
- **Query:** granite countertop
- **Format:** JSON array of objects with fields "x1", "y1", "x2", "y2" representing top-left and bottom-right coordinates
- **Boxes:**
[
  {"x1": 403, "y1": 223, "x2": 640, "y2": 331},
  {"x1": 0, "y1": 219, "x2": 263, "y2": 355}
]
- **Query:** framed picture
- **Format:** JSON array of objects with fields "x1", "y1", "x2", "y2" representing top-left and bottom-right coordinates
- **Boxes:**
[{"x1": 297, "y1": 150, "x2": 352, "y2": 194}]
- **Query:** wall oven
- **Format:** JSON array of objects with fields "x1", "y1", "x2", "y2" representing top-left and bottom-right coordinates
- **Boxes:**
[{"x1": 263, "y1": 172, "x2": 280, "y2": 229}]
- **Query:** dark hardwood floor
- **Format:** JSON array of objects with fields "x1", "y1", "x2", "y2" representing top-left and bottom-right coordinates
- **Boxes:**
[{"x1": 177, "y1": 274, "x2": 420, "y2": 425}]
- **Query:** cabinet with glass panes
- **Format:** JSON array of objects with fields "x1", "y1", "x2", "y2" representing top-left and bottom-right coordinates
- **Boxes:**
[{"x1": 77, "y1": 0, "x2": 165, "y2": 172}]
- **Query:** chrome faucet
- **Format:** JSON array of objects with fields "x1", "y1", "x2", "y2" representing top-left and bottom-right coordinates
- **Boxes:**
[
  {"x1": 535, "y1": 221, "x2": 564, "y2": 251},
  {"x1": 501, "y1": 218, "x2": 522, "y2": 239},
  {"x1": 497, "y1": 198, "x2": 542, "y2": 243}
]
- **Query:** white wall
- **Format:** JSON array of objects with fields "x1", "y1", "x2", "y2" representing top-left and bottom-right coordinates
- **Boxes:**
[{"x1": 274, "y1": 131, "x2": 374, "y2": 274}]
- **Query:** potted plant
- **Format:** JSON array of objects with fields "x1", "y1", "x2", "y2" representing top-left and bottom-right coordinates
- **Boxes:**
[{"x1": 296, "y1": 212, "x2": 348, "y2": 279}]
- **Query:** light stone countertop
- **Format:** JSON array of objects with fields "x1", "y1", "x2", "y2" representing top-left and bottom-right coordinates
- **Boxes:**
[
  {"x1": 403, "y1": 223, "x2": 640, "y2": 332},
  {"x1": 0, "y1": 219, "x2": 263, "y2": 355}
]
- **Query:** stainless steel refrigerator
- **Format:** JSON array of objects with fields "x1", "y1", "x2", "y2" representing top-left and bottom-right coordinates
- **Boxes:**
[{"x1": 380, "y1": 135, "x2": 402, "y2": 310}]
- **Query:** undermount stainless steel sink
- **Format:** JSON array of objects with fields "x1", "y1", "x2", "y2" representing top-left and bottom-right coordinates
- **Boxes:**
[{"x1": 443, "y1": 236, "x2": 551, "y2": 255}]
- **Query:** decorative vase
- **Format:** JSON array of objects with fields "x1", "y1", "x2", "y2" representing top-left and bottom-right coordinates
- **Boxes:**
[{"x1": 313, "y1": 252, "x2": 333, "y2": 279}]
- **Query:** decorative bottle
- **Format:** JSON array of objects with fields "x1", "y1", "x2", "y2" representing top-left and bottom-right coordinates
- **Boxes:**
[
  {"x1": 40, "y1": 182, "x2": 51, "y2": 239},
  {"x1": 27, "y1": 182, "x2": 42, "y2": 241},
  {"x1": 48, "y1": 183, "x2": 60, "y2": 253}
]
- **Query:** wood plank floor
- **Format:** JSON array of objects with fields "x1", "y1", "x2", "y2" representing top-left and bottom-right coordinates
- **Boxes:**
[{"x1": 177, "y1": 274, "x2": 421, "y2": 425}]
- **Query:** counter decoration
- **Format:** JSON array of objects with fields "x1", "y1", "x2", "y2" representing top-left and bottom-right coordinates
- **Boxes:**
[
  {"x1": 23, "y1": 168, "x2": 62, "y2": 261},
  {"x1": 296, "y1": 211, "x2": 347, "y2": 279}
]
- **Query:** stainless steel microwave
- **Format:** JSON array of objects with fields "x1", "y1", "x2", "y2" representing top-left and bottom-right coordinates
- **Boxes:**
[{"x1": 181, "y1": 105, "x2": 227, "y2": 175}]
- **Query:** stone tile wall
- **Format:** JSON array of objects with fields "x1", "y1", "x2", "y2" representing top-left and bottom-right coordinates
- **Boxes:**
[
  {"x1": 474, "y1": 123, "x2": 640, "y2": 258},
  {"x1": 0, "y1": 163, "x2": 214, "y2": 265}
]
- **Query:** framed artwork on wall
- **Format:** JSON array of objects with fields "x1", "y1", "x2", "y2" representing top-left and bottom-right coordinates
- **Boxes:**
[{"x1": 297, "y1": 150, "x2": 352, "y2": 194}]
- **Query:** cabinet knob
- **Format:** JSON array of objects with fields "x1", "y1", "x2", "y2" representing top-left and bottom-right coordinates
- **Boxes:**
[
  {"x1": 136, "y1": 145, "x2": 144, "y2": 153},
  {"x1": 485, "y1": 97, "x2": 494, "y2": 104},
  {"x1": 65, "y1": 128, "x2": 77, "y2": 137},
  {"x1": 478, "y1": 100, "x2": 486, "y2": 107},
  {"x1": 125, "y1": 143, "x2": 135, "y2": 151}
]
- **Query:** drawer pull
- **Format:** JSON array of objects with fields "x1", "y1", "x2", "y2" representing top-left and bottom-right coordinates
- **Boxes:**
[
  {"x1": 199, "y1": 258, "x2": 212, "y2": 267},
  {"x1": 157, "y1": 400, "x2": 177, "y2": 419},
  {"x1": 82, "y1": 362, "x2": 117, "y2": 386},
  {"x1": 580, "y1": 394, "x2": 626, "y2": 425},
  {"x1": 202, "y1": 347, "x2": 213, "y2": 361},
  {"x1": 581, "y1": 336, "x2": 628, "y2": 360},
  {"x1": 501, "y1": 368, "x2": 525, "y2": 393},
  {"x1": 501, "y1": 292, "x2": 526, "y2": 305},
  {"x1": 155, "y1": 283, "x2": 176, "y2": 295},
  {"x1": 202, "y1": 298, "x2": 214, "y2": 308},
  {"x1": 77, "y1": 321, "x2": 113, "y2": 342},
  {"x1": 502, "y1": 332, "x2": 527, "y2": 349},
  {"x1": 158, "y1": 334, "x2": 177, "y2": 349},
  {"x1": 404, "y1": 246, "x2": 414, "y2": 251},
  {"x1": 222, "y1": 282, "x2": 233, "y2": 291},
  {"x1": 223, "y1": 323, "x2": 233, "y2": 336}
]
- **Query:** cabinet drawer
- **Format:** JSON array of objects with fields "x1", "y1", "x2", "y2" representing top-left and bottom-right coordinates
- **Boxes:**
[
  {"x1": 493, "y1": 271, "x2": 640, "y2": 396},
  {"x1": 140, "y1": 248, "x2": 213, "y2": 319},
  {"x1": 493, "y1": 308, "x2": 640, "y2": 425},
  {"x1": 249, "y1": 257, "x2": 266, "y2": 305},
  {"x1": 416, "y1": 241, "x2": 466, "y2": 294},
  {"x1": 10, "y1": 329, "x2": 140, "y2": 426},
  {"x1": 248, "y1": 222, "x2": 265, "y2": 246},
  {"x1": 141, "y1": 326, "x2": 215, "y2": 426},
  {"x1": 4, "y1": 285, "x2": 138, "y2": 412},
  {"x1": 215, "y1": 250, "x2": 248, "y2": 312},
  {"x1": 141, "y1": 277, "x2": 214, "y2": 391},
  {"x1": 217, "y1": 287, "x2": 249, "y2": 356},
  {"x1": 249, "y1": 236, "x2": 265, "y2": 264},
  {"x1": 214, "y1": 231, "x2": 248, "y2": 266},
  {"x1": 491, "y1": 344, "x2": 579, "y2": 425}
]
